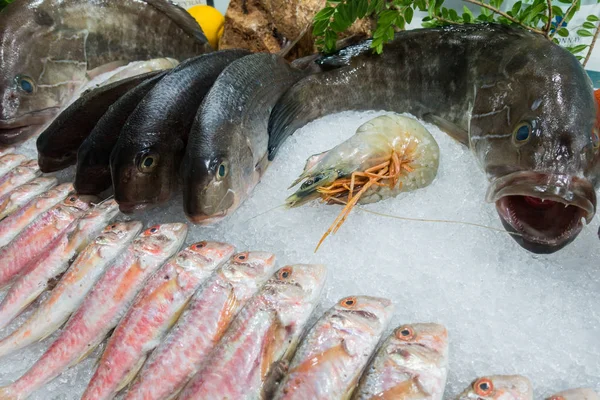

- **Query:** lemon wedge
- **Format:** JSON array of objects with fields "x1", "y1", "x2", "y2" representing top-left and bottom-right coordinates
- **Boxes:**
[{"x1": 188, "y1": 5, "x2": 225, "y2": 49}]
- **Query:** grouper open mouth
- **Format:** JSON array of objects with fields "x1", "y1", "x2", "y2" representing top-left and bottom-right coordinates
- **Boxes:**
[{"x1": 487, "y1": 171, "x2": 596, "y2": 254}]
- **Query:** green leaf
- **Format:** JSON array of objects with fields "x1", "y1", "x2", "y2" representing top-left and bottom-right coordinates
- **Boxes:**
[
  {"x1": 583, "y1": 21, "x2": 597, "y2": 29},
  {"x1": 448, "y1": 8, "x2": 459, "y2": 21},
  {"x1": 313, "y1": 19, "x2": 329, "y2": 36},
  {"x1": 557, "y1": 0, "x2": 571, "y2": 3},
  {"x1": 314, "y1": 6, "x2": 335, "y2": 21},
  {"x1": 442, "y1": 7, "x2": 449, "y2": 19},
  {"x1": 378, "y1": 9, "x2": 399, "y2": 26},
  {"x1": 415, "y1": 0, "x2": 427, "y2": 11},
  {"x1": 428, "y1": 0, "x2": 435, "y2": 18},
  {"x1": 588, "y1": 14, "x2": 600, "y2": 22},
  {"x1": 557, "y1": 28, "x2": 569, "y2": 37},
  {"x1": 512, "y1": 1, "x2": 522, "y2": 15},
  {"x1": 551, "y1": 6, "x2": 563, "y2": 17},
  {"x1": 367, "y1": 0, "x2": 384, "y2": 15},
  {"x1": 523, "y1": 3, "x2": 546, "y2": 24},
  {"x1": 463, "y1": 12, "x2": 471, "y2": 23},
  {"x1": 356, "y1": 0, "x2": 368, "y2": 18},
  {"x1": 463, "y1": 5, "x2": 474, "y2": 19},
  {"x1": 404, "y1": 6, "x2": 414, "y2": 24},
  {"x1": 324, "y1": 30, "x2": 338, "y2": 53},
  {"x1": 569, "y1": 44, "x2": 589, "y2": 53},
  {"x1": 577, "y1": 29, "x2": 593, "y2": 37}
]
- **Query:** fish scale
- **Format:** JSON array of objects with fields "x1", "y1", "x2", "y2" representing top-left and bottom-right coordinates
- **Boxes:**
[
  {"x1": 0, "y1": 192, "x2": 97, "y2": 289},
  {"x1": 178, "y1": 264, "x2": 327, "y2": 400},
  {"x1": 110, "y1": 49, "x2": 251, "y2": 213},
  {"x1": 125, "y1": 251, "x2": 277, "y2": 400},
  {"x1": 0, "y1": 177, "x2": 60, "y2": 227},
  {"x1": 0, "y1": 199, "x2": 120, "y2": 331},
  {"x1": 274, "y1": 296, "x2": 394, "y2": 400},
  {"x1": 0, "y1": 223, "x2": 187, "y2": 399},
  {"x1": 0, "y1": 160, "x2": 40, "y2": 198},
  {"x1": 0, "y1": 154, "x2": 27, "y2": 178},
  {"x1": 0, "y1": 221, "x2": 143, "y2": 360},
  {"x1": 82, "y1": 241, "x2": 235, "y2": 400}
]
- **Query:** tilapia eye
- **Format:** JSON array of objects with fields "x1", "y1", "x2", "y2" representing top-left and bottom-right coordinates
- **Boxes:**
[
  {"x1": 15, "y1": 75, "x2": 35, "y2": 94},
  {"x1": 278, "y1": 267, "x2": 292, "y2": 280},
  {"x1": 473, "y1": 378, "x2": 494, "y2": 396},
  {"x1": 339, "y1": 296, "x2": 357, "y2": 308},
  {"x1": 513, "y1": 123, "x2": 532, "y2": 145},
  {"x1": 234, "y1": 252, "x2": 248, "y2": 262},
  {"x1": 396, "y1": 326, "x2": 415, "y2": 341},
  {"x1": 216, "y1": 161, "x2": 228, "y2": 181},
  {"x1": 137, "y1": 152, "x2": 159, "y2": 173}
]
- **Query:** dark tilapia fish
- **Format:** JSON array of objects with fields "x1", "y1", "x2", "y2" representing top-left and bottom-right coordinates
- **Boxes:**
[
  {"x1": 0, "y1": 0, "x2": 211, "y2": 145},
  {"x1": 75, "y1": 72, "x2": 168, "y2": 195},
  {"x1": 183, "y1": 53, "x2": 309, "y2": 224},
  {"x1": 110, "y1": 50, "x2": 251, "y2": 213},
  {"x1": 269, "y1": 24, "x2": 600, "y2": 254},
  {"x1": 36, "y1": 71, "x2": 166, "y2": 173}
]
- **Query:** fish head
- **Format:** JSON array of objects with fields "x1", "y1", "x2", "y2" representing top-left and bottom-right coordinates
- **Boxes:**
[
  {"x1": 469, "y1": 40, "x2": 598, "y2": 253},
  {"x1": 332, "y1": 296, "x2": 394, "y2": 333},
  {"x1": 135, "y1": 223, "x2": 188, "y2": 256},
  {"x1": 96, "y1": 220, "x2": 144, "y2": 247},
  {"x1": 457, "y1": 375, "x2": 533, "y2": 400},
  {"x1": 266, "y1": 264, "x2": 327, "y2": 308},
  {"x1": 78, "y1": 198, "x2": 119, "y2": 224},
  {"x1": 0, "y1": 2, "x2": 87, "y2": 144},
  {"x1": 183, "y1": 128, "x2": 256, "y2": 225},
  {"x1": 0, "y1": 153, "x2": 27, "y2": 168},
  {"x1": 392, "y1": 322, "x2": 448, "y2": 356},
  {"x1": 75, "y1": 145, "x2": 111, "y2": 194},
  {"x1": 111, "y1": 140, "x2": 184, "y2": 213},
  {"x1": 60, "y1": 192, "x2": 99, "y2": 213},
  {"x1": 185, "y1": 241, "x2": 236, "y2": 265},
  {"x1": 221, "y1": 251, "x2": 277, "y2": 282},
  {"x1": 546, "y1": 388, "x2": 600, "y2": 400}
]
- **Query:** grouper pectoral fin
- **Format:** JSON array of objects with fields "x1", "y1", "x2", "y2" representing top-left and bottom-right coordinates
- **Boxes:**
[{"x1": 423, "y1": 113, "x2": 469, "y2": 146}]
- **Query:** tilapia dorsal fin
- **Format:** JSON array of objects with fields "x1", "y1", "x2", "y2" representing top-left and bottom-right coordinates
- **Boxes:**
[
  {"x1": 423, "y1": 114, "x2": 469, "y2": 146},
  {"x1": 116, "y1": 355, "x2": 147, "y2": 393},
  {"x1": 143, "y1": 0, "x2": 211, "y2": 47}
]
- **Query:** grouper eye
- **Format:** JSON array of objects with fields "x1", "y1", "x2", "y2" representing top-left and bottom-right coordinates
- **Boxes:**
[
  {"x1": 15, "y1": 75, "x2": 35, "y2": 94},
  {"x1": 513, "y1": 123, "x2": 532, "y2": 145}
]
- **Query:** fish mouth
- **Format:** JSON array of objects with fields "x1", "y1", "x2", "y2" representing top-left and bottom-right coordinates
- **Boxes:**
[
  {"x1": 487, "y1": 171, "x2": 596, "y2": 254},
  {"x1": 38, "y1": 152, "x2": 77, "y2": 173},
  {"x1": 0, "y1": 108, "x2": 59, "y2": 145}
]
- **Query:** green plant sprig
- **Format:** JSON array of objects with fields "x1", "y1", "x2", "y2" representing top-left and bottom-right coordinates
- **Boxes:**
[{"x1": 313, "y1": 0, "x2": 600, "y2": 66}]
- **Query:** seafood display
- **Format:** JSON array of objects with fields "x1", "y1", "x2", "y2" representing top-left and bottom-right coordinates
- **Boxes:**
[
  {"x1": 0, "y1": 0, "x2": 598, "y2": 396},
  {"x1": 269, "y1": 24, "x2": 599, "y2": 254},
  {"x1": 111, "y1": 50, "x2": 251, "y2": 212},
  {"x1": 0, "y1": 0, "x2": 211, "y2": 144}
]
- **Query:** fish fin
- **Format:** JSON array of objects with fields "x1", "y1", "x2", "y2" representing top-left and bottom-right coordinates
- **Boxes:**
[
  {"x1": 216, "y1": 289, "x2": 238, "y2": 338},
  {"x1": 116, "y1": 356, "x2": 147, "y2": 393},
  {"x1": 74, "y1": 342, "x2": 102, "y2": 365},
  {"x1": 255, "y1": 153, "x2": 271, "y2": 179},
  {"x1": 143, "y1": 0, "x2": 211, "y2": 48},
  {"x1": 261, "y1": 359, "x2": 289, "y2": 399},
  {"x1": 260, "y1": 315, "x2": 285, "y2": 381},
  {"x1": 423, "y1": 114, "x2": 469, "y2": 146}
]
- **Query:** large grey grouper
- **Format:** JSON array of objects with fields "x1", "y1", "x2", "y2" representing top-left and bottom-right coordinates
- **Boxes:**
[
  {"x1": 268, "y1": 23, "x2": 600, "y2": 254},
  {"x1": 0, "y1": 0, "x2": 211, "y2": 145}
]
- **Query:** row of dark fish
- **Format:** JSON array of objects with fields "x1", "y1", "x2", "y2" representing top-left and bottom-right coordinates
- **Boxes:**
[
  {"x1": 27, "y1": 22, "x2": 597, "y2": 255},
  {"x1": 0, "y1": 178, "x2": 595, "y2": 399}
]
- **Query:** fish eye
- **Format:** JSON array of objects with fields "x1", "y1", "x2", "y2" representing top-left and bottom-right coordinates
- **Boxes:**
[
  {"x1": 68, "y1": 196, "x2": 77, "y2": 203},
  {"x1": 277, "y1": 266, "x2": 292, "y2": 280},
  {"x1": 137, "y1": 151, "x2": 159, "y2": 173},
  {"x1": 234, "y1": 252, "x2": 248, "y2": 262},
  {"x1": 216, "y1": 161, "x2": 228, "y2": 180},
  {"x1": 473, "y1": 378, "x2": 494, "y2": 396},
  {"x1": 109, "y1": 224, "x2": 117, "y2": 230},
  {"x1": 396, "y1": 325, "x2": 415, "y2": 341},
  {"x1": 194, "y1": 241, "x2": 207, "y2": 249},
  {"x1": 144, "y1": 225, "x2": 159, "y2": 235},
  {"x1": 15, "y1": 75, "x2": 35, "y2": 94},
  {"x1": 513, "y1": 122, "x2": 532, "y2": 145},
  {"x1": 339, "y1": 296, "x2": 357, "y2": 308}
]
